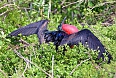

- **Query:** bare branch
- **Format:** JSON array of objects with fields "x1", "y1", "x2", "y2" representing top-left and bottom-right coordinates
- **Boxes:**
[
  {"x1": 0, "y1": 3, "x2": 20, "y2": 16},
  {"x1": 13, "y1": 49, "x2": 52, "y2": 78},
  {"x1": 0, "y1": 4, "x2": 20, "y2": 10},
  {"x1": 48, "y1": 0, "x2": 51, "y2": 18},
  {"x1": 70, "y1": 58, "x2": 90, "y2": 75},
  {"x1": 91, "y1": 1, "x2": 116, "y2": 10},
  {"x1": 52, "y1": 55, "x2": 54, "y2": 78},
  {"x1": 62, "y1": 0, "x2": 84, "y2": 8},
  {"x1": 0, "y1": 9, "x2": 10, "y2": 16},
  {"x1": 0, "y1": 69, "x2": 7, "y2": 78},
  {"x1": 114, "y1": 72, "x2": 116, "y2": 78},
  {"x1": 22, "y1": 62, "x2": 29, "y2": 77},
  {"x1": 86, "y1": 50, "x2": 102, "y2": 69},
  {"x1": 19, "y1": 39, "x2": 30, "y2": 46}
]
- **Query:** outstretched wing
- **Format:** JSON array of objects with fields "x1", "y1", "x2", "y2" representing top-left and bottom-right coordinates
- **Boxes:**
[
  {"x1": 8, "y1": 20, "x2": 49, "y2": 44},
  {"x1": 8, "y1": 20, "x2": 49, "y2": 36},
  {"x1": 60, "y1": 29, "x2": 112, "y2": 63},
  {"x1": 60, "y1": 29, "x2": 104, "y2": 49}
]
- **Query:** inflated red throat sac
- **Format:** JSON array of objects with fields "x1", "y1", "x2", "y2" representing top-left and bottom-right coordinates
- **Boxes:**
[
  {"x1": 62, "y1": 24, "x2": 79, "y2": 48},
  {"x1": 62, "y1": 24, "x2": 79, "y2": 35}
]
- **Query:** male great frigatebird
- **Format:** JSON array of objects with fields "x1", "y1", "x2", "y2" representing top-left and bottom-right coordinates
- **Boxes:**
[
  {"x1": 8, "y1": 17, "x2": 112, "y2": 63},
  {"x1": 58, "y1": 23, "x2": 112, "y2": 63}
]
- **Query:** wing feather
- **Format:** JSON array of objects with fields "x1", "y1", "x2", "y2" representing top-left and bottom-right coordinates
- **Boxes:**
[
  {"x1": 60, "y1": 29, "x2": 104, "y2": 51},
  {"x1": 37, "y1": 21, "x2": 49, "y2": 44},
  {"x1": 60, "y1": 29, "x2": 112, "y2": 63},
  {"x1": 8, "y1": 20, "x2": 49, "y2": 36},
  {"x1": 8, "y1": 20, "x2": 49, "y2": 44}
]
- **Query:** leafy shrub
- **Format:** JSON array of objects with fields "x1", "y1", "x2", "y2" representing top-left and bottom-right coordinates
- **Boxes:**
[{"x1": 0, "y1": 0, "x2": 116, "y2": 78}]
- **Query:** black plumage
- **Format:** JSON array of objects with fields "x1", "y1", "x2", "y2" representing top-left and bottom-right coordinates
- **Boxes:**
[
  {"x1": 8, "y1": 18, "x2": 112, "y2": 63},
  {"x1": 8, "y1": 20, "x2": 49, "y2": 44},
  {"x1": 60, "y1": 29, "x2": 112, "y2": 63},
  {"x1": 8, "y1": 19, "x2": 67, "y2": 51}
]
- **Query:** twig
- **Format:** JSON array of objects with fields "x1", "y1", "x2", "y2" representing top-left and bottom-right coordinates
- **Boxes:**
[
  {"x1": 0, "y1": 9, "x2": 10, "y2": 16},
  {"x1": 114, "y1": 72, "x2": 116, "y2": 78},
  {"x1": 87, "y1": 50, "x2": 102, "y2": 69},
  {"x1": 0, "y1": 4, "x2": 20, "y2": 10},
  {"x1": 0, "y1": 69, "x2": 7, "y2": 78},
  {"x1": 101, "y1": 22, "x2": 112, "y2": 26},
  {"x1": 48, "y1": 0, "x2": 51, "y2": 18},
  {"x1": 91, "y1": 1, "x2": 116, "y2": 10},
  {"x1": 0, "y1": 3, "x2": 20, "y2": 16},
  {"x1": 62, "y1": 0, "x2": 84, "y2": 8},
  {"x1": 52, "y1": 55, "x2": 54, "y2": 78},
  {"x1": 61, "y1": 0, "x2": 66, "y2": 5},
  {"x1": 70, "y1": 58, "x2": 90, "y2": 75},
  {"x1": 19, "y1": 39, "x2": 30, "y2": 46},
  {"x1": 24, "y1": 8, "x2": 31, "y2": 22},
  {"x1": 22, "y1": 62, "x2": 29, "y2": 77},
  {"x1": 13, "y1": 49, "x2": 52, "y2": 78}
]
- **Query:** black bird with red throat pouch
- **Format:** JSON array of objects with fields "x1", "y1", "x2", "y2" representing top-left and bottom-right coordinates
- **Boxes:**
[
  {"x1": 59, "y1": 25, "x2": 112, "y2": 64},
  {"x1": 8, "y1": 17, "x2": 112, "y2": 64}
]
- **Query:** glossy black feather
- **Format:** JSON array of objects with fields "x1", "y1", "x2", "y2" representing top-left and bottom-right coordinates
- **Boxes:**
[
  {"x1": 8, "y1": 20, "x2": 49, "y2": 36},
  {"x1": 44, "y1": 31, "x2": 67, "y2": 52},
  {"x1": 60, "y1": 29, "x2": 112, "y2": 63},
  {"x1": 8, "y1": 20, "x2": 49, "y2": 44}
]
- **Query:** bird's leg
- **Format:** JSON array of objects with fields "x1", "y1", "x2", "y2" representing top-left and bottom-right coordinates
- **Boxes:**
[
  {"x1": 55, "y1": 45, "x2": 59, "y2": 52},
  {"x1": 55, "y1": 45, "x2": 67, "y2": 55},
  {"x1": 62, "y1": 46, "x2": 67, "y2": 55}
]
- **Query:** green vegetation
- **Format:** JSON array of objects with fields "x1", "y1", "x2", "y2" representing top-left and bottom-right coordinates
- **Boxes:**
[{"x1": 0, "y1": 0, "x2": 116, "y2": 78}]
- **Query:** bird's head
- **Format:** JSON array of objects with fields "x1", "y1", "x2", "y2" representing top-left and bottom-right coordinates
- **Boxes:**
[
  {"x1": 61, "y1": 24, "x2": 79, "y2": 48},
  {"x1": 58, "y1": 17, "x2": 79, "y2": 35},
  {"x1": 58, "y1": 17, "x2": 79, "y2": 48}
]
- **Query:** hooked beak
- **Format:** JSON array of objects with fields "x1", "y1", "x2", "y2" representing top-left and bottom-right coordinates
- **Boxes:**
[{"x1": 58, "y1": 17, "x2": 67, "y2": 31}]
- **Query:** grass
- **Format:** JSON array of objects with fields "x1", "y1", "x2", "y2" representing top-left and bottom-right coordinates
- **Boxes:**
[{"x1": 0, "y1": 9, "x2": 116, "y2": 78}]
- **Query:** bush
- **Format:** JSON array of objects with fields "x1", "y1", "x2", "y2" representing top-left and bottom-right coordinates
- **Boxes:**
[{"x1": 0, "y1": 0, "x2": 116, "y2": 78}]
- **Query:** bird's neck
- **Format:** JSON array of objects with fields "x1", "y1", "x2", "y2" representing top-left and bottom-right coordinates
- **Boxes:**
[{"x1": 44, "y1": 31, "x2": 66, "y2": 45}]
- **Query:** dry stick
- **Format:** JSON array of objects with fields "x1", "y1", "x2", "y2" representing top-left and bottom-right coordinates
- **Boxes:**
[
  {"x1": 19, "y1": 39, "x2": 30, "y2": 46},
  {"x1": 91, "y1": 1, "x2": 116, "y2": 10},
  {"x1": 0, "y1": 9, "x2": 9, "y2": 16},
  {"x1": 70, "y1": 58, "x2": 90, "y2": 75},
  {"x1": 22, "y1": 62, "x2": 29, "y2": 77},
  {"x1": 0, "y1": 4, "x2": 20, "y2": 9},
  {"x1": 48, "y1": 0, "x2": 51, "y2": 18},
  {"x1": 87, "y1": 50, "x2": 102, "y2": 69},
  {"x1": 0, "y1": 4, "x2": 20, "y2": 16},
  {"x1": 13, "y1": 49, "x2": 52, "y2": 78},
  {"x1": 114, "y1": 72, "x2": 116, "y2": 78},
  {"x1": 52, "y1": 55, "x2": 54, "y2": 78},
  {"x1": 0, "y1": 69, "x2": 7, "y2": 78},
  {"x1": 24, "y1": 8, "x2": 31, "y2": 22},
  {"x1": 62, "y1": 0, "x2": 84, "y2": 8},
  {"x1": 61, "y1": 0, "x2": 66, "y2": 5}
]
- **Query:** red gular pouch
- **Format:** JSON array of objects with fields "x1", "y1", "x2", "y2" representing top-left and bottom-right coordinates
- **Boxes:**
[
  {"x1": 69, "y1": 45, "x2": 74, "y2": 49},
  {"x1": 62, "y1": 24, "x2": 79, "y2": 35},
  {"x1": 62, "y1": 24, "x2": 79, "y2": 48}
]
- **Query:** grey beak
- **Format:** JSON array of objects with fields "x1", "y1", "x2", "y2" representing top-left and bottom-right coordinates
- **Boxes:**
[{"x1": 58, "y1": 17, "x2": 67, "y2": 31}]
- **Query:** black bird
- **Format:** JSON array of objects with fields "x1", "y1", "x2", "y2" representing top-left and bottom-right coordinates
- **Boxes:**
[
  {"x1": 59, "y1": 26, "x2": 112, "y2": 63},
  {"x1": 8, "y1": 18, "x2": 67, "y2": 51},
  {"x1": 8, "y1": 18, "x2": 112, "y2": 63}
]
